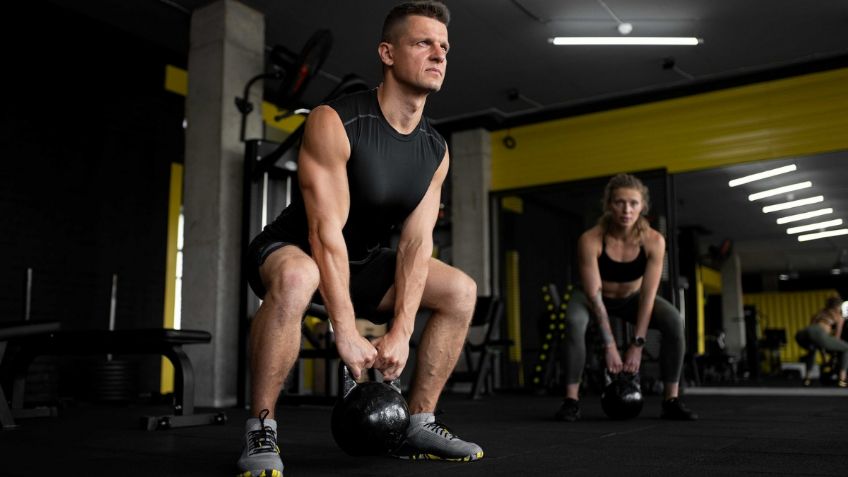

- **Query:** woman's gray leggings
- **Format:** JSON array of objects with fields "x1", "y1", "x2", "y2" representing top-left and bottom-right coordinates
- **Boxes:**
[
  {"x1": 795, "y1": 325, "x2": 848, "y2": 372},
  {"x1": 563, "y1": 289, "x2": 686, "y2": 384}
]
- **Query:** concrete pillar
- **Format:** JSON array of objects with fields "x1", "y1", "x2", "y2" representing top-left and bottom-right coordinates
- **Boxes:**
[
  {"x1": 721, "y1": 254, "x2": 747, "y2": 358},
  {"x1": 182, "y1": 0, "x2": 264, "y2": 407},
  {"x1": 450, "y1": 128, "x2": 491, "y2": 296}
]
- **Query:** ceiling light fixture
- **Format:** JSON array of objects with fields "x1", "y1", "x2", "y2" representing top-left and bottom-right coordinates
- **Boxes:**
[
  {"x1": 728, "y1": 164, "x2": 797, "y2": 187},
  {"x1": 776, "y1": 208, "x2": 833, "y2": 224},
  {"x1": 762, "y1": 196, "x2": 824, "y2": 213},
  {"x1": 597, "y1": 0, "x2": 632, "y2": 35},
  {"x1": 798, "y1": 229, "x2": 848, "y2": 242},
  {"x1": 786, "y1": 219, "x2": 843, "y2": 235},
  {"x1": 549, "y1": 1, "x2": 701, "y2": 47},
  {"x1": 549, "y1": 37, "x2": 701, "y2": 46},
  {"x1": 748, "y1": 181, "x2": 812, "y2": 201}
]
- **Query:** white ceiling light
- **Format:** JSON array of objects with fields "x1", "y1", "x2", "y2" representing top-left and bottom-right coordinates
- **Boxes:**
[
  {"x1": 798, "y1": 229, "x2": 848, "y2": 242},
  {"x1": 549, "y1": 37, "x2": 701, "y2": 46},
  {"x1": 551, "y1": 1, "x2": 700, "y2": 47},
  {"x1": 728, "y1": 164, "x2": 797, "y2": 187},
  {"x1": 776, "y1": 208, "x2": 833, "y2": 224},
  {"x1": 786, "y1": 219, "x2": 843, "y2": 234},
  {"x1": 762, "y1": 196, "x2": 824, "y2": 213},
  {"x1": 748, "y1": 181, "x2": 812, "y2": 201}
]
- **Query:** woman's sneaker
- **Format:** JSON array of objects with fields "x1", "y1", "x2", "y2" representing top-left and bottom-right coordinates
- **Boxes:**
[
  {"x1": 237, "y1": 409, "x2": 283, "y2": 477},
  {"x1": 660, "y1": 398, "x2": 698, "y2": 421},
  {"x1": 554, "y1": 398, "x2": 581, "y2": 422},
  {"x1": 391, "y1": 413, "x2": 484, "y2": 462}
]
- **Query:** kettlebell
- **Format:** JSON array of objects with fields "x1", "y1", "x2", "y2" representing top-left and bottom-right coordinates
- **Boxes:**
[
  {"x1": 600, "y1": 370, "x2": 644, "y2": 420},
  {"x1": 330, "y1": 363, "x2": 410, "y2": 456}
]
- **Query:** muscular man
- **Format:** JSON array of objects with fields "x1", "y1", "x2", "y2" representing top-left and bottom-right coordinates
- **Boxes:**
[{"x1": 237, "y1": 3, "x2": 483, "y2": 476}]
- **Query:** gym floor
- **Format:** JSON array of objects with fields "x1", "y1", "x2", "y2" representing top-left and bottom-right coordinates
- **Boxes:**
[{"x1": 2, "y1": 390, "x2": 847, "y2": 476}]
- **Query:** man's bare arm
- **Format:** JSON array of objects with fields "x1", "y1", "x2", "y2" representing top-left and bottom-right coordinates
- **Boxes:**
[
  {"x1": 299, "y1": 105, "x2": 376, "y2": 377},
  {"x1": 392, "y1": 152, "x2": 449, "y2": 337}
]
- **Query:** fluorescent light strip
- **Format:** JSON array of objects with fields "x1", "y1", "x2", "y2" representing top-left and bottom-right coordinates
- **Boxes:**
[
  {"x1": 549, "y1": 37, "x2": 701, "y2": 46},
  {"x1": 728, "y1": 164, "x2": 797, "y2": 187},
  {"x1": 798, "y1": 229, "x2": 848, "y2": 242},
  {"x1": 748, "y1": 181, "x2": 812, "y2": 201},
  {"x1": 786, "y1": 219, "x2": 843, "y2": 234},
  {"x1": 762, "y1": 196, "x2": 823, "y2": 213},
  {"x1": 776, "y1": 208, "x2": 833, "y2": 224}
]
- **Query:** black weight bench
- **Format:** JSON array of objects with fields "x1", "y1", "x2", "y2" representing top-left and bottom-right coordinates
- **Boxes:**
[
  {"x1": 1, "y1": 325, "x2": 225, "y2": 431},
  {"x1": 0, "y1": 321, "x2": 61, "y2": 429}
]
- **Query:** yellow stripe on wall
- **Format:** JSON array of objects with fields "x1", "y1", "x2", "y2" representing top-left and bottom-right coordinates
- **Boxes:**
[
  {"x1": 491, "y1": 68, "x2": 848, "y2": 191},
  {"x1": 695, "y1": 267, "x2": 705, "y2": 355},
  {"x1": 161, "y1": 163, "x2": 183, "y2": 394},
  {"x1": 700, "y1": 266, "x2": 722, "y2": 294},
  {"x1": 505, "y1": 250, "x2": 523, "y2": 386},
  {"x1": 164, "y1": 65, "x2": 305, "y2": 134},
  {"x1": 743, "y1": 290, "x2": 838, "y2": 362},
  {"x1": 165, "y1": 65, "x2": 188, "y2": 96},
  {"x1": 260, "y1": 101, "x2": 306, "y2": 134},
  {"x1": 501, "y1": 196, "x2": 524, "y2": 214}
]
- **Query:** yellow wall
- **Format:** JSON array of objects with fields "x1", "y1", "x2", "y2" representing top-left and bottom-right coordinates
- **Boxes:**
[
  {"x1": 743, "y1": 290, "x2": 839, "y2": 362},
  {"x1": 491, "y1": 68, "x2": 848, "y2": 191},
  {"x1": 695, "y1": 266, "x2": 722, "y2": 355}
]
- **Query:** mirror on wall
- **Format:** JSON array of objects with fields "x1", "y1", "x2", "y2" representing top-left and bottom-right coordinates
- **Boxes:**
[
  {"x1": 672, "y1": 151, "x2": 848, "y2": 387},
  {"x1": 488, "y1": 152, "x2": 848, "y2": 393},
  {"x1": 674, "y1": 150, "x2": 848, "y2": 285}
]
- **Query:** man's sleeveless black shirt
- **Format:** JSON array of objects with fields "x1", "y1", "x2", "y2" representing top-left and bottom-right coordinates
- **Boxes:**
[{"x1": 263, "y1": 88, "x2": 447, "y2": 260}]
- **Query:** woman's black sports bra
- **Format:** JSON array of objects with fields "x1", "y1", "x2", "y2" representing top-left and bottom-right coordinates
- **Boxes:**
[{"x1": 597, "y1": 237, "x2": 647, "y2": 283}]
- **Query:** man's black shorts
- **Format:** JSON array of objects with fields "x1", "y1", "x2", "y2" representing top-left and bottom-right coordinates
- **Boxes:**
[{"x1": 246, "y1": 231, "x2": 396, "y2": 323}]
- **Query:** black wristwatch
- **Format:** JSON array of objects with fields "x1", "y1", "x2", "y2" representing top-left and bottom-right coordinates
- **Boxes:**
[{"x1": 632, "y1": 336, "x2": 646, "y2": 347}]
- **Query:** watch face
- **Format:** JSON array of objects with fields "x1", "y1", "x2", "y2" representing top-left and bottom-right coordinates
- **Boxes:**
[{"x1": 635, "y1": 337, "x2": 646, "y2": 346}]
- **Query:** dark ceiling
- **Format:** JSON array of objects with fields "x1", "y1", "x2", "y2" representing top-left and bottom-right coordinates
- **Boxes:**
[
  {"x1": 51, "y1": 0, "x2": 848, "y2": 123},
  {"x1": 49, "y1": 0, "x2": 848, "y2": 275}
]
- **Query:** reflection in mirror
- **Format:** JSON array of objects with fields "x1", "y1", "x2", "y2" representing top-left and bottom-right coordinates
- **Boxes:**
[{"x1": 674, "y1": 151, "x2": 848, "y2": 389}]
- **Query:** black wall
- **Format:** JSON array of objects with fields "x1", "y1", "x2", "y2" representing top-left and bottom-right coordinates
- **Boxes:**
[{"x1": 1, "y1": 2, "x2": 186, "y2": 396}]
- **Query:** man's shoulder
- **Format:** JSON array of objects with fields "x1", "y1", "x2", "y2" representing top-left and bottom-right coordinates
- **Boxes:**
[
  {"x1": 324, "y1": 88, "x2": 375, "y2": 117},
  {"x1": 418, "y1": 115, "x2": 447, "y2": 154}
]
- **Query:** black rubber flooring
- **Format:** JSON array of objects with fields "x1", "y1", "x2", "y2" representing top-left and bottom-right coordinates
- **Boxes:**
[{"x1": 2, "y1": 392, "x2": 847, "y2": 476}]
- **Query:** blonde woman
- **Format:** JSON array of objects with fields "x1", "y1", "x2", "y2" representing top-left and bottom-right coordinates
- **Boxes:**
[
  {"x1": 795, "y1": 295, "x2": 848, "y2": 387},
  {"x1": 555, "y1": 174, "x2": 697, "y2": 421}
]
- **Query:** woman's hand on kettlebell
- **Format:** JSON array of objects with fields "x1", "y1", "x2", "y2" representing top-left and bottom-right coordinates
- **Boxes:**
[
  {"x1": 336, "y1": 332, "x2": 378, "y2": 379},
  {"x1": 371, "y1": 331, "x2": 410, "y2": 381},
  {"x1": 623, "y1": 345, "x2": 642, "y2": 374},
  {"x1": 604, "y1": 344, "x2": 623, "y2": 374}
]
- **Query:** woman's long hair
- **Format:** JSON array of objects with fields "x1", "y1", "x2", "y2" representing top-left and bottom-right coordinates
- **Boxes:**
[
  {"x1": 825, "y1": 295, "x2": 843, "y2": 311},
  {"x1": 598, "y1": 173, "x2": 651, "y2": 241}
]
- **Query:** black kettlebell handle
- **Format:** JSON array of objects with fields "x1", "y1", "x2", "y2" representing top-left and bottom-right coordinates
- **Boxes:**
[
  {"x1": 339, "y1": 363, "x2": 402, "y2": 400},
  {"x1": 604, "y1": 369, "x2": 641, "y2": 387}
]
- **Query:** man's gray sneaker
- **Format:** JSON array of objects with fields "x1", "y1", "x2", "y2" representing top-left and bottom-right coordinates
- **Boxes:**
[
  {"x1": 391, "y1": 412, "x2": 484, "y2": 462},
  {"x1": 236, "y1": 409, "x2": 284, "y2": 477}
]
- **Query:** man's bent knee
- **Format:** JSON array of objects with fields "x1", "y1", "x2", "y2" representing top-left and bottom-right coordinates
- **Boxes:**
[
  {"x1": 451, "y1": 271, "x2": 477, "y2": 318},
  {"x1": 262, "y1": 253, "x2": 320, "y2": 305}
]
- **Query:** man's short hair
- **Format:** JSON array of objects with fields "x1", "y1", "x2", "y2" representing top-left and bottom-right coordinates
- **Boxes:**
[{"x1": 381, "y1": 1, "x2": 450, "y2": 43}]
